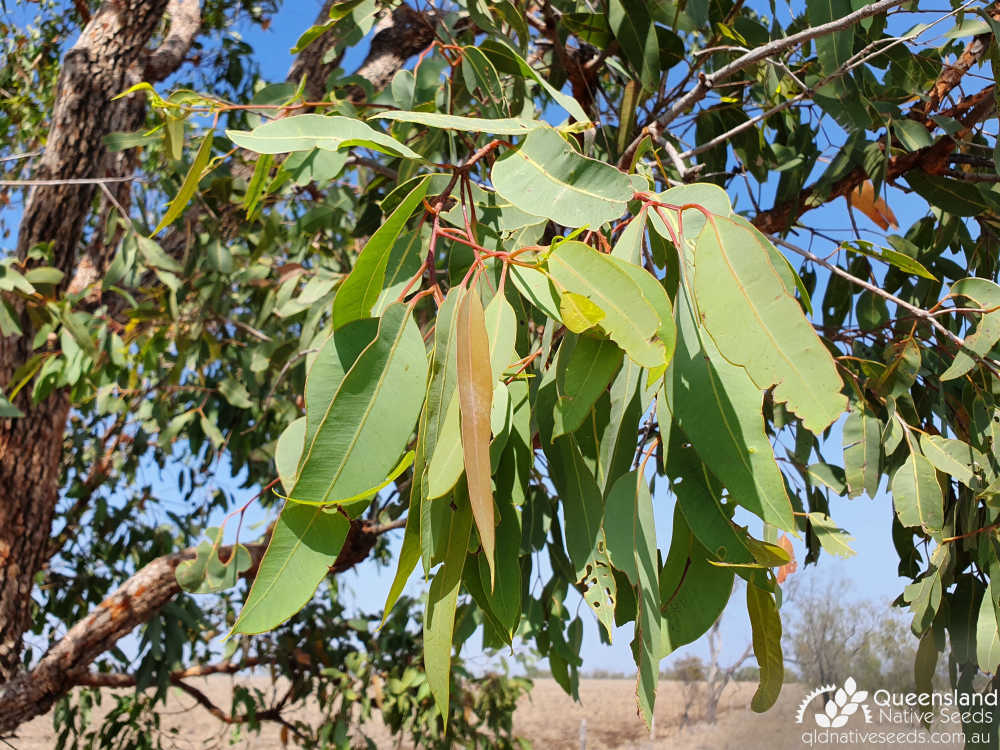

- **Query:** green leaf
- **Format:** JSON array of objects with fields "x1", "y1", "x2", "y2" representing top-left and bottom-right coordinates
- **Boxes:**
[
  {"x1": 231, "y1": 504, "x2": 350, "y2": 634},
  {"x1": 807, "y1": 0, "x2": 854, "y2": 75},
  {"x1": 843, "y1": 402, "x2": 881, "y2": 498},
  {"x1": 226, "y1": 114, "x2": 420, "y2": 159},
  {"x1": 920, "y1": 434, "x2": 981, "y2": 488},
  {"x1": 23, "y1": 267, "x2": 64, "y2": 286},
  {"x1": 553, "y1": 335, "x2": 623, "y2": 438},
  {"x1": 0, "y1": 394, "x2": 24, "y2": 418},
  {"x1": 978, "y1": 578, "x2": 1000, "y2": 674},
  {"x1": 483, "y1": 291, "x2": 517, "y2": 382},
  {"x1": 372, "y1": 111, "x2": 542, "y2": 135},
  {"x1": 559, "y1": 292, "x2": 605, "y2": 333},
  {"x1": 424, "y1": 495, "x2": 473, "y2": 718},
  {"x1": 608, "y1": 0, "x2": 660, "y2": 91},
  {"x1": 457, "y1": 287, "x2": 497, "y2": 587},
  {"x1": 807, "y1": 512, "x2": 856, "y2": 558},
  {"x1": 547, "y1": 241, "x2": 666, "y2": 367},
  {"x1": 275, "y1": 417, "x2": 306, "y2": 493},
  {"x1": 292, "y1": 303, "x2": 427, "y2": 507},
  {"x1": 747, "y1": 582, "x2": 784, "y2": 712},
  {"x1": 478, "y1": 38, "x2": 591, "y2": 123},
  {"x1": 806, "y1": 462, "x2": 847, "y2": 496},
  {"x1": 664, "y1": 282, "x2": 795, "y2": 531},
  {"x1": 693, "y1": 215, "x2": 847, "y2": 433},
  {"x1": 491, "y1": 128, "x2": 632, "y2": 227},
  {"x1": 153, "y1": 133, "x2": 213, "y2": 235},
  {"x1": 603, "y1": 471, "x2": 661, "y2": 728},
  {"x1": 176, "y1": 528, "x2": 252, "y2": 594},
  {"x1": 219, "y1": 377, "x2": 252, "y2": 409},
  {"x1": 658, "y1": 505, "x2": 735, "y2": 654},
  {"x1": 333, "y1": 177, "x2": 430, "y2": 328},
  {"x1": 906, "y1": 170, "x2": 995, "y2": 217},
  {"x1": 942, "y1": 278, "x2": 1000, "y2": 380},
  {"x1": 843, "y1": 240, "x2": 937, "y2": 280},
  {"x1": 892, "y1": 433, "x2": 944, "y2": 534}
]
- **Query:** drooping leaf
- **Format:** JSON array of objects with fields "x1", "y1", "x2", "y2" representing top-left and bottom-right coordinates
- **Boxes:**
[
  {"x1": 483, "y1": 291, "x2": 517, "y2": 382},
  {"x1": 843, "y1": 402, "x2": 882, "y2": 498},
  {"x1": 553, "y1": 335, "x2": 624, "y2": 438},
  {"x1": 491, "y1": 128, "x2": 633, "y2": 227},
  {"x1": 747, "y1": 582, "x2": 784, "y2": 712},
  {"x1": 332, "y1": 176, "x2": 430, "y2": 328},
  {"x1": 604, "y1": 471, "x2": 661, "y2": 728},
  {"x1": 424, "y1": 496, "x2": 473, "y2": 718},
  {"x1": 941, "y1": 278, "x2": 1000, "y2": 380},
  {"x1": 693, "y1": 215, "x2": 847, "y2": 433},
  {"x1": 658, "y1": 506, "x2": 735, "y2": 654},
  {"x1": 231, "y1": 504, "x2": 350, "y2": 634},
  {"x1": 226, "y1": 114, "x2": 420, "y2": 159},
  {"x1": 457, "y1": 287, "x2": 496, "y2": 586},
  {"x1": 292, "y1": 303, "x2": 427, "y2": 507},
  {"x1": 152, "y1": 133, "x2": 214, "y2": 235},
  {"x1": 664, "y1": 281, "x2": 795, "y2": 531},
  {"x1": 892, "y1": 434, "x2": 944, "y2": 534},
  {"x1": 275, "y1": 417, "x2": 306, "y2": 493},
  {"x1": 843, "y1": 239, "x2": 935, "y2": 280}
]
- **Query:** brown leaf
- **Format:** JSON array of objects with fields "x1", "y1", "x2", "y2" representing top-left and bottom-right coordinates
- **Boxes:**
[
  {"x1": 775, "y1": 534, "x2": 797, "y2": 584},
  {"x1": 846, "y1": 181, "x2": 898, "y2": 230},
  {"x1": 457, "y1": 286, "x2": 496, "y2": 587}
]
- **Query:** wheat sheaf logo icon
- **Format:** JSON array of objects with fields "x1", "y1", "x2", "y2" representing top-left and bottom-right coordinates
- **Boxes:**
[{"x1": 795, "y1": 677, "x2": 873, "y2": 727}]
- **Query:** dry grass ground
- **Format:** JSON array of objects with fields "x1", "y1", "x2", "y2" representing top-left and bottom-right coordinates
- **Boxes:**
[{"x1": 9, "y1": 678, "x2": 966, "y2": 749}]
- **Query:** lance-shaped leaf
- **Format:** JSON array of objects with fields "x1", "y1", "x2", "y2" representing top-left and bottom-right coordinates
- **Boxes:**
[
  {"x1": 332, "y1": 176, "x2": 430, "y2": 328},
  {"x1": 978, "y1": 578, "x2": 1000, "y2": 674},
  {"x1": 843, "y1": 402, "x2": 881, "y2": 498},
  {"x1": 604, "y1": 471, "x2": 661, "y2": 728},
  {"x1": 457, "y1": 288, "x2": 497, "y2": 586},
  {"x1": 664, "y1": 281, "x2": 795, "y2": 531},
  {"x1": 892, "y1": 434, "x2": 944, "y2": 534},
  {"x1": 231, "y1": 504, "x2": 350, "y2": 634},
  {"x1": 547, "y1": 241, "x2": 666, "y2": 368},
  {"x1": 658, "y1": 505, "x2": 735, "y2": 655},
  {"x1": 371, "y1": 111, "x2": 543, "y2": 134},
  {"x1": 153, "y1": 133, "x2": 214, "y2": 235},
  {"x1": 491, "y1": 128, "x2": 632, "y2": 227},
  {"x1": 747, "y1": 582, "x2": 784, "y2": 712},
  {"x1": 425, "y1": 496, "x2": 473, "y2": 718},
  {"x1": 292, "y1": 303, "x2": 427, "y2": 507},
  {"x1": 553, "y1": 335, "x2": 623, "y2": 438},
  {"x1": 484, "y1": 292, "x2": 517, "y2": 382},
  {"x1": 382, "y1": 292, "x2": 461, "y2": 622},
  {"x1": 942, "y1": 278, "x2": 1000, "y2": 380},
  {"x1": 275, "y1": 417, "x2": 306, "y2": 492},
  {"x1": 226, "y1": 114, "x2": 420, "y2": 159},
  {"x1": 607, "y1": 255, "x2": 676, "y2": 373},
  {"x1": 693, "y1": 216, "x2": 846, "y2": 433},
  {"x1": 920, "y1": 434, "x2": 984, "y2": 489}
]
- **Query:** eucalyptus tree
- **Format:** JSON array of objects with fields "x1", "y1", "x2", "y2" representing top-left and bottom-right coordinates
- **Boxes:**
[{"x1": 3, "y1": 0, "x2": 1000, "y2": 746}]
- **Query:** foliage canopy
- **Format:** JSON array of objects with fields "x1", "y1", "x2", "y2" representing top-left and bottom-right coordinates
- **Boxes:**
[{"x1": 7, "y1": 0, "x2": 1000, "y2": 746}]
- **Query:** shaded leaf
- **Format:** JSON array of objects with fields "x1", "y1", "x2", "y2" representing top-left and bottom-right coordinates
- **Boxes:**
[{"x1": 227, "y1": 114, "x2": 420, "y2": 159}]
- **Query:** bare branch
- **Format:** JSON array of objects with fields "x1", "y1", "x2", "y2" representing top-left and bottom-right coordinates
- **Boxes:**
[{"x1": 144, "y1": 0, "x2": 203, "y2": 83}]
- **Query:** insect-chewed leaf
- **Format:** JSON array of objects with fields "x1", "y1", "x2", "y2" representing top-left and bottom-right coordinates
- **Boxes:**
[
  {"x1": 332, "y1": 176, "x2": 430, "y2": 328},
  {"x1": 548, "y1": 241, "x2": 666, "y2": 368},
  {"x1": 292, "y1": 303, "x2": 427, "y2": 508},
  {"x1": 491, "y1": 128, "x2": 632, "y2": 227},
  {"x1": 457, "y1": 287, "x2": 497, "y2": 587},
  {"x1": 664, "y1": 280, "x2": 795, "y2": 531},
  {"x1": 226, "y1": 114, "x2": 420, "y2": 159},
  {"x1": 231, "y1": 504, "x2": 350, "y2": 635},
  {"x1": 693, "y1": 215, "x2": 847, "y2": 433},
  {"x1": 176, "y1": 527, "x2": 252, "y2": 595}
]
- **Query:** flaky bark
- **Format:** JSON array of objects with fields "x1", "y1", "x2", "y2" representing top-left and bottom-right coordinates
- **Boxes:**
[{"x1": 0, "y1": 0, "x2": 173, "y2": 682}]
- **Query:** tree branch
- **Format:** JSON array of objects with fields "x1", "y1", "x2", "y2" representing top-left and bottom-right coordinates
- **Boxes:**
[{"x1": 144, "y1": 0, "x2": 203, "y2": 83}]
